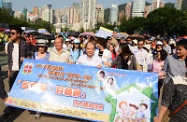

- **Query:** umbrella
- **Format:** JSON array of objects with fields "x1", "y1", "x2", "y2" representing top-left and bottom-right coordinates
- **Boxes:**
[
  {"x1": 80, "y1": 32, "x2": 95, "y2": 36},
  {"x1": 69, "y1": 32, "x2": 80, "y2": 37},
  {"x1": 128, "y1": 34, "x2": 145, "y2": 41}
]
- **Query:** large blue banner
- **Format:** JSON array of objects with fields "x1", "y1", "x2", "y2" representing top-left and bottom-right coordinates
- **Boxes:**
[{"x1": 6, "y1": 59, "x2": 158, "y2": 122}]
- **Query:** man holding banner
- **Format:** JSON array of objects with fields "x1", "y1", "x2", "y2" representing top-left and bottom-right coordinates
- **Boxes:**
[
  {"x1": 3, "y1": 26, "x2": 30, "y2": 117},
  {"x1": 49, "y1": 37, "x2": 73, "y2": 63},
  {"x1": 76, "y1": 41, "x2": 102, "y2": 68}
]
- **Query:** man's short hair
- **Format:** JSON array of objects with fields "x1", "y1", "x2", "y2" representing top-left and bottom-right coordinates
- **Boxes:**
[
  {"x1": 177, "y1": 39, "x2": 187, "y2": 50},
  {"x1": 10, "y1": 25, "x2": 23, "y2": 34}
]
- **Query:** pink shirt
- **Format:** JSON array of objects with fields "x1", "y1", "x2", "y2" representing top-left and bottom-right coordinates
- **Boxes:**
[{"x1": 152, "y1": 60, "x2": 164, "y2": 73}]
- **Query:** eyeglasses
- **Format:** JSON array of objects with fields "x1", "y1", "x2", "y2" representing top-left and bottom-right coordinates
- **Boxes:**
[{"x1": 10, "y1": 32, "x2": 15, "y2": 35}]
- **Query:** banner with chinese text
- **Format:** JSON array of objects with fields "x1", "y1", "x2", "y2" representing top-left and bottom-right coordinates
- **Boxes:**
[{"x1": 6, "y1": 59, "x2": 158, "y2": 122}]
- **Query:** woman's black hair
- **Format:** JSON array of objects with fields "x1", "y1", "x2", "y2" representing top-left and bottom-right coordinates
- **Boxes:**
[
  {"x1": 72, "y1": 43, "x2": 82, "y2": 59},
  {"x1": 156, "y1": 49, "x2": 167, "y2": 61},
  {"x1": 108, "y1": 44, "x2": 117, "y2": 57},
  {"x1": 120, "y1": 43, "x2": 133, "y2": 56}
]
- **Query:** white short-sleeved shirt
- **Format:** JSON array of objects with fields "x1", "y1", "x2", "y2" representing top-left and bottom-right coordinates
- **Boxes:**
[
  {"x1": 133, "y1": 47, "x2": 149, "y2": 65},
  {"x1": 76, "y1": 55, "x2": 102, "y2": 67}
]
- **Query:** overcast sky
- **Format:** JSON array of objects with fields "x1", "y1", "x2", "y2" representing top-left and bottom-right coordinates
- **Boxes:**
[{"x1": 8, "y1": 0, "x2": 176, "y2": 11}]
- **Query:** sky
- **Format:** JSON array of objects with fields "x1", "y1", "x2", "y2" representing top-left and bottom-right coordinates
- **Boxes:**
[{"x1": 8, "y1": 0, "x2": 176, "y2": 11}]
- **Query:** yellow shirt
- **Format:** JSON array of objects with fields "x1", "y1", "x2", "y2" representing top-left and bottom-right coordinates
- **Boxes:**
[{"x1": 49, "y1": 47, "x2": 73, "y2": 63}]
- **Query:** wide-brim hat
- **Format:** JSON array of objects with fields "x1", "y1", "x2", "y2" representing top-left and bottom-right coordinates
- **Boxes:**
[{"x1": 36, "y1": 39, "x2": 48, "y2": 47}]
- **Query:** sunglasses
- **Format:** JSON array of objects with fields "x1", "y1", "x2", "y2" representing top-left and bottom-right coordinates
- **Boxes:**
[{"x1": 10, "y1": 32, "x2": 15, "y2": 35}]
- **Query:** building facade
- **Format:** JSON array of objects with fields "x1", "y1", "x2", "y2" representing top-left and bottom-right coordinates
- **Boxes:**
[
  {"x1": 82, "y1": 0, "x2": 97, "y2": 30},
  {"x1": 14, "y1": 10, "x2": 22, "y2": 18},
  {"x1": 32, "y1": 6, "x2": 39, "y2": 16},
  {"x1": 132, "y1": 0, "x2": 145, "y2": 17},
  {"x1": 175, "y1": 0, "x2": 183, "y2": 10},
  {"x1": 182, "y1": 0, "x2": 187, "y2": 11},
  {"x1": 110, "y1": 4, "x2": 118, "y2": 24},
  {"x1": 125, "y1": 2, "x2": 132, "y2": 20},
  {"x1": 41, "y1": 4, "x2": 53, "y2": 24},
  {"x1": 151, "y1": 0, "x2": 165, "y2": 11},
  {"x1": 3, "y1": 0, "x2": 12, "y2": 10}
]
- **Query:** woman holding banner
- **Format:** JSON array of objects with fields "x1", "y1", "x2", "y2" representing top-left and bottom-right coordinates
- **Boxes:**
[
  {"x1": 31, "y1": 39, "x2": 49, "y2": 119},
  {"x1": 104, "y1": 43, "x2": 137, "y2": 70},
  {"x1": 96, "y1": 38, "x2": 112, "y2": 67}
]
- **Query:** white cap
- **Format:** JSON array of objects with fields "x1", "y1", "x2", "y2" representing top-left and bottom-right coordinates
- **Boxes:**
[
  {"x1": 74, "y1": 39, "x2": 81, "y2": 44},
  {"x1": 156, "y1": 41, "x2": 163, "y2": 46}
]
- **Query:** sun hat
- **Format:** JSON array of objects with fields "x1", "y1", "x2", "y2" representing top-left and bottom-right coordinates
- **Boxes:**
[{"x1": 36, "y1": 39, "x2": 48, "y2": 47}]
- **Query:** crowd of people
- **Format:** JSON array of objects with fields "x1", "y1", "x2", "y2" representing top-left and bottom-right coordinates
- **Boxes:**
[{"x1": 0, "y1": 25, "x2": 187, "y2": 122}]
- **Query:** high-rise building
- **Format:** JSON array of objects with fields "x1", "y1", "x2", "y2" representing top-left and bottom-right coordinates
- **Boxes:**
[
  {"x1": 82, "y1": 0, "x2": 97, "y2": 30},
  {"x1": 69, "y1": 7, "x2": 79, "y2": 24},
  {"x1": 132, "y1": 0, "x2": 145, "y2": 17},
  {"x1": 144, "y1": 5, "x2": 152, "y2": 18},
  {"x1": 104, "y1": 8, "x2": 110, "y2": 23},
  {"x1": 3, "y1": 0, "x2": 12, "y2": 10},
  {"x1": 182, "y1": 0, "x2": 187, "y2": 11},
  {"x1": 41, "y1": 4, "x2": 53, "y2": 24},
  {"x1": 32, "y1": 6, "x2": 39, "y2": 15},
  {"x1": 151, "y1": 0, "x2": 165, "y2": 11},
  {"x1": 125, "y1": 2, "x2": 132, "y2": 20},
  {"x1": 110, "y1": 4, "x2": 118, "y2": 24},
  {"x1": 22, "y1": 7, "x2": 28, "y2": 20},
  {"x1": 14, "y1": 10, "x2": 22, "y2": 18},
  {"x1": 96, "y1": 4, "x2": 104, "y2": 23},
  {"x1": 118, "y1": 11, "x2": 125, "y2": 23},
  {"x1": 0, "y1": 0, "x2": 3, "y2": 8},
  {"x1": 175, "y1": 0, "x2": 183, "y2": 10}
]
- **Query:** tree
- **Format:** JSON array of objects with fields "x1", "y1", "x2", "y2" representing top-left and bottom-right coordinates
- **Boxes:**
[
  {"x1": 145, "y1": 7, "x2": 187, "y2": 36},
  {"x1": 119, "y1": 17, "x2": 145, "y2": 34}
]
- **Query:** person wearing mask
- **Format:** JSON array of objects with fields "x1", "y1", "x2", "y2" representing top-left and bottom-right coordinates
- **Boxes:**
[
  {"x1": 76, "y1": 41, "x2": 102, "y2": 68},
  {"x1": 105, "y1": 43, "x2": 137, "y2": 70},
  {"x1": 152, "y1": 50, "x2": 167, "y2": 97},
  {"x1": 132, "y1": 39, "x2": 138, "y2": 51},
  {"x1": 157, "y1": 39, "x2": 187, "y2": 121},
  {"x1": 3, "y1": 26, "x2": 30, "y2": 116},
  {"x1": 96, "y1": 38, "x2": 112, "y2": 67},
  {"x1": 70, "y1": 39, "x2": 83, "y2": 63},
  {"x1": 49, "y1": 38, "x2": 73, "y2": 63}
]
